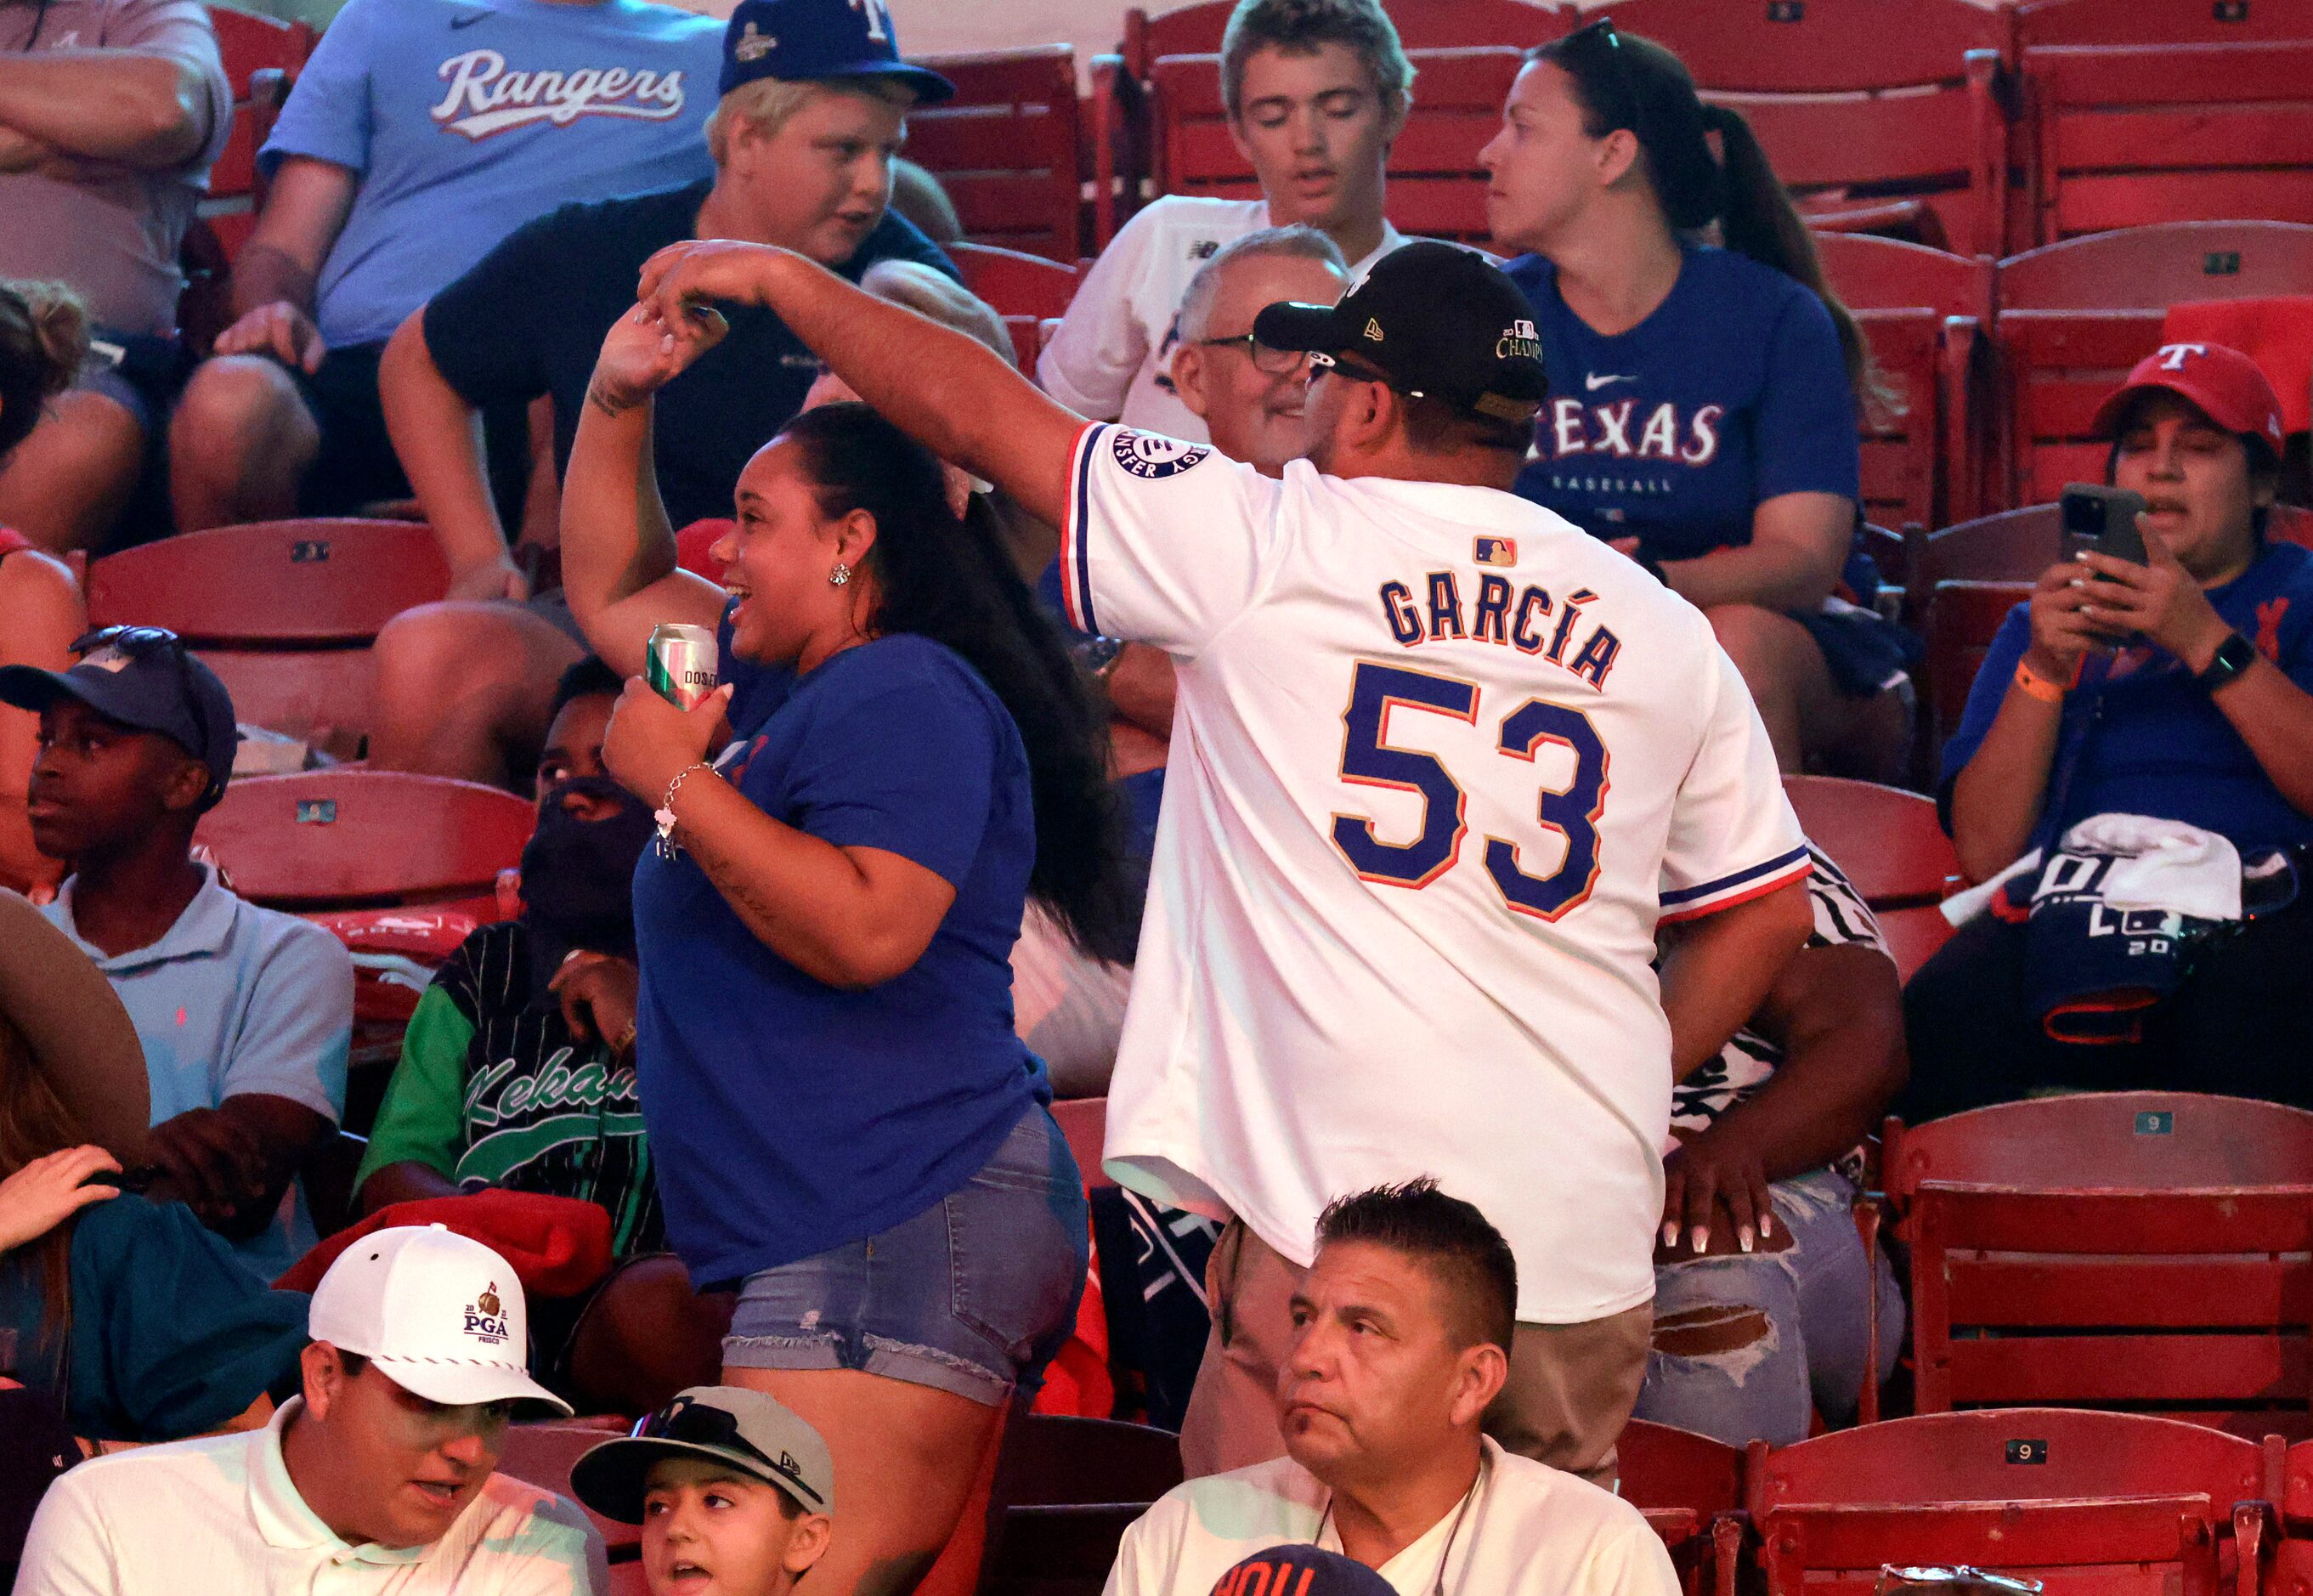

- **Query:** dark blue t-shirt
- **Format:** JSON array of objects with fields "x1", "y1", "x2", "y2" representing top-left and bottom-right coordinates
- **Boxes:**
[
  {"x1": 423, "y1": 180, "x2": 954, "y2": 529},
  {"x1": 1505, "y1": 245, "x2": 1861, "y2": 563},
  {"x1": 1941, "y1": 540, "x2": 2313, "y2": 852},
  {"x1": 632, "y1": 627, "x2": 1040, "y2": 1283}
]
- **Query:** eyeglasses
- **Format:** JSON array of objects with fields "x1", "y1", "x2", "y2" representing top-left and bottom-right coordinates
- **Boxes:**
[
  {"x1": 68, "y1": 625, "x2": 209, "y2": 767},
  {"x1": 1195, "y1": 331, "x2": 1311, "y2": 376},
  {"x1": 632, "y1": 1395, "x2": 824, "y2": 1508},
  {"x1": 1558, "y1": 16, "x2": 1643, "y2": 138}
]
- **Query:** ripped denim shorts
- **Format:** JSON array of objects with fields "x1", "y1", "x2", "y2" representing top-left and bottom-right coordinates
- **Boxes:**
[{"x1": 721, "y1": 1103, "x2": 1089, "y2": 1405}]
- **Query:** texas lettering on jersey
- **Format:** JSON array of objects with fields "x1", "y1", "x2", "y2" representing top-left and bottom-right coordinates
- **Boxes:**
[{"x1": 432, "y1": 49, "x2": 689, "y2": 139}]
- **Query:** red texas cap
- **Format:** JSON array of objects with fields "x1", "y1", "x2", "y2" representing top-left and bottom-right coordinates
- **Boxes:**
[{"x1": 2092, "y1": 341, "x2": 2287, "y2": 450}]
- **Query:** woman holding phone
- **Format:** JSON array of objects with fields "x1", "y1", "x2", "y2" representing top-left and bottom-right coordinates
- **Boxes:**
[
  {"x1": 558, "y1": 295, "x2": 1139, "y2": 1596},
  {"x1": 1904, "y1": 343, "x2": 2313, "y2": 1117}
]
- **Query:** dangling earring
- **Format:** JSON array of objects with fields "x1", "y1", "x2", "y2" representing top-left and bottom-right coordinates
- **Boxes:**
[{"x1": 828, "y1": 563, "x2": 851, "y2": 587}]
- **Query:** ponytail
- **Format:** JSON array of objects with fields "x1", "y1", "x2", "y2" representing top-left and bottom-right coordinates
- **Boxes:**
[{"x1": 1534, "y1": 27, "x2": 1886, "y2": 417}]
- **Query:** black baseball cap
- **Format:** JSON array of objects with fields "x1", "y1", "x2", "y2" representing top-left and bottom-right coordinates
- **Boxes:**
[
  {"x1": 0, "y1": 626, "x2": 237, "y2": 807},
  {"x1": 718, "y1": 0, "x2": 953, "y2": 104},
  {"x1": 1253, "y1": 241, "x2": 1549, "y2": 423}
]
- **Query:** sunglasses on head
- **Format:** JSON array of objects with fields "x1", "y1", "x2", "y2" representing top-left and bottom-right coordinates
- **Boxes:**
[
  {"x1": 1558, "y1": 15, "x2": 1643, "y2": 137},
  {"x1": 633, "y1": 1395, "x2": 824, "y2": 1508},
  {"x1": 67, "y1": 625, "x2": 211, "y2": 767}
]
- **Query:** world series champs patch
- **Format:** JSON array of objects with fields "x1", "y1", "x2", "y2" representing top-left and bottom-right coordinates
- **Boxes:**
[{"x1": 1113, "y1": 429, "x2": 1211, "y2": 479}]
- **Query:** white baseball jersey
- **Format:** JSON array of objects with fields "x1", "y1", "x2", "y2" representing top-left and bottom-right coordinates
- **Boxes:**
[
  {"x1": 1037, "y1": 195, "x2": 1406, "y2": 442},
  {"x1": 1062, "y1": 425, "x2": 1808, "y2": 1323}
]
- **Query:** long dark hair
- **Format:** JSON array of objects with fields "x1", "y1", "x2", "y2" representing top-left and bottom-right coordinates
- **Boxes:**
[
  {"x1": 1530, "y1": 26, "x2": 1873, "y2": 406},
  {"x1": 780, "y1": 403, "x2": 1144, "y2": 966},
  {"x1": 0, "y1": 1013, "x2": 87, "y2": 1355}
]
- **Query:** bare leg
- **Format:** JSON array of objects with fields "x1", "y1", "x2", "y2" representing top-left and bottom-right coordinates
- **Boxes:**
[
  {"x1": 168, "y1": 355, "x2": 320, "y2": 533},
  {"x1": 721, "y1": 1367, "x2": 1004, "y2": 1596},
  {"x1": 367, "y1": 600, "x2": 582, "y2": 789},
  {"x1": 564, "y1": 1257, "x2": 732, "y2": 1416},
  {"x1": 0, "y1": 389, "x2": 144, "y2": 552},
  {"x1": 1705, "y1": 603, "x2": 1909, "y2": 780}
]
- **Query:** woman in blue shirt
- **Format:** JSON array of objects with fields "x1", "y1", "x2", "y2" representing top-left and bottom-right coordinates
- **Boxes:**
[
  {"x1": 560, "y1": 300, "x2": 1139, "y2": 1596},
  {"x1": 1905, "y1": 345, "x2": 2313, "y2": 1118},
  {"x1": 1480, "y1": 19, "x2": 1909, "y2": 778}
]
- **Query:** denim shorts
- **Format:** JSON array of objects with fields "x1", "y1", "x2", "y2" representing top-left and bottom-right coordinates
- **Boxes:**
[{"x1": 723, "y1": 1103, "x2": 1090, "y2": 1405}]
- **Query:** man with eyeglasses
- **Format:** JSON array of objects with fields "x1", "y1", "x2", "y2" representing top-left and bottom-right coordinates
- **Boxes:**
[
  {"x1": 16, "y1": 1224, "x2": 606, "y2": 1596},
  {"x1": 570, "y1": 1387, "x2": 834, "y2": 1596},
  {"x1": 0, "y1": 626, "x2": 352, "y2": 1285}
]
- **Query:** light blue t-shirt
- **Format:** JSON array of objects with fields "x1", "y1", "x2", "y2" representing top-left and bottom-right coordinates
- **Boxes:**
[
  {"x1": 43, "y1": 866, "x2": 353, "y2": 1286},
  {"x1": 261, "y1": 0, "x2": 720, "y2": 348}
]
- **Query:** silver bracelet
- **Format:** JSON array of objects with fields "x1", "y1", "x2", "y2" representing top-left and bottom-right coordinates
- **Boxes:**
[{"x1": 653, "y1": 762, "x2": 715, "y2": 859}]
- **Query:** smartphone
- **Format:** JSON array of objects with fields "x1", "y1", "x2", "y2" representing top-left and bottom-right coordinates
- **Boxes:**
[{"x1": 2061, "y1": 483, "x2": 2148, "y2": 564}]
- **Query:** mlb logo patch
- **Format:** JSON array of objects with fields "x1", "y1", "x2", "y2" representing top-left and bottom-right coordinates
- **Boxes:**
[{"x1": 1474, "y1": 536, "x2": 1518, "y2": 567}]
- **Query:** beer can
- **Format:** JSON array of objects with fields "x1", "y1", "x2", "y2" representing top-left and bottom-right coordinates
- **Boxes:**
[{"x1": 646, "y1": 623, "x2": 719, "y2": 710}]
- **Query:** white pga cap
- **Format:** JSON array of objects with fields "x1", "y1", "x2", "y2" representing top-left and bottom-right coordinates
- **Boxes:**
[{"x1": 308, "y1": 1225, "x2": 572, "y2": 1417}]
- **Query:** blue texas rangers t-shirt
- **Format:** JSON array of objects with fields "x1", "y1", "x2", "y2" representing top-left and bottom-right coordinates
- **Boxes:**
[
  {"x1": 1941, "y1": 540, "x2": 2313, "y2": 852},
  {"x1": 262, "y1": 0, "x2": 721, "y2": 349},
  {"x1": 1505, "y1": 244, "x2": 1862, "y2": 563},
  {"x1": 632, "y1": 624, "x2": 1042, "y2": 1284}
]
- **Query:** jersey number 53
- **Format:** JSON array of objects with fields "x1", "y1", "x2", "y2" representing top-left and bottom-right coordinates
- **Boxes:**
[{"x1": 1329, "y1": 659, "x2": 1608, "y2": 920}]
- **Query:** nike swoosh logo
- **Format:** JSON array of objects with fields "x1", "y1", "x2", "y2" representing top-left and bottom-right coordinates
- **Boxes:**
[
  {"x1": 1584, "y1": 372, "x2": 1636, "y2": 391},
  {"x1": 450, "y1": 11, "x2": 488, "y2": 26}
]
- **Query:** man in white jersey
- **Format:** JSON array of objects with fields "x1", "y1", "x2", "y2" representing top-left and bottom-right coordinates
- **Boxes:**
[
  {"x1": 628, "y1": 235, "x2": 1815, "y2": 1487},
  {"x1": 1037, "y1": 0, "x2": 1411, "y2": 441}
]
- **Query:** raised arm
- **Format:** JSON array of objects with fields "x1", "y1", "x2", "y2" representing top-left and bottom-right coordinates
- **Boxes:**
[
  {"x1": 639, "y1": 241, "x2": 1086, "y2": 530},
  {"x1": 557, "y1": 304, "x2": 729, "y2": 678}
]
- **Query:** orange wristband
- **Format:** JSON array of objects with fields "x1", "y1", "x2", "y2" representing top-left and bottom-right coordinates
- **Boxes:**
[{"x1": 2013, "y1": 660, "x2": 2067, "y2": 704}]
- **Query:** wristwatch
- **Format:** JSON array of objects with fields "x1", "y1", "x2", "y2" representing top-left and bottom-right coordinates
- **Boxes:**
[{"x1": 2196, "y1": 630, "x2": 2257, "y2": 692}]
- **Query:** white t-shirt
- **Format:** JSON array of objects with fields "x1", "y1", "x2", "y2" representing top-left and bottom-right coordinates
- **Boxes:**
[
  {"x1": 1104, "y1": 1439, "x2": 1679, "y2": 1596},
  {"x1": 1060, "y1": 426, "x2": 1807, "y2": 1323},
  {"x1": 16, "y1": 1398, "x2": 607, "y2": 1596},
  {"x1": 1037, "y1": 195, "x2": 1407, "y2": 441}
]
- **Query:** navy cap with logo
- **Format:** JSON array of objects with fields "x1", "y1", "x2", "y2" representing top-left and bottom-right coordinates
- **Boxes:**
[
  {"x1": 1208, "y1": 1546, "x2": 1398, "y2": 1596},
  {"x1": 719, "y1": 0, "x2": 953, "y2": 104},
  {"x1": 0, "y1": 626, "x2": 237, "y2": 808},
  {"x1": 1253, "y1": 241, "x2": 1549, "y2": 424}
]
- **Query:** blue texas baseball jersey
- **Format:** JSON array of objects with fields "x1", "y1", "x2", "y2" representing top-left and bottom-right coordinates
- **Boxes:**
[{"x1": 1504, "y1": 244, "x2": 1861, "y2": 563}]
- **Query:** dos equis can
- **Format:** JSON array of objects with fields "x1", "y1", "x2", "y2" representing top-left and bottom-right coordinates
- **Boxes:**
[{"x1": 646, "y1": 623, "x2": 719, "y2": 710}]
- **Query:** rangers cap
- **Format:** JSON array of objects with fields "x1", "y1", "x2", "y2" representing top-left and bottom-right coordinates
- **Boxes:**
[
  {"x1": 308, "y1": 1225, "x2": 571, "y2": 1415},
  {"x1": 1253, "y1": 241, "x2": 1549, "y2": 424},
  {"x1": 2091, "y1": 342, "x2": 2287, "y2": 454}
]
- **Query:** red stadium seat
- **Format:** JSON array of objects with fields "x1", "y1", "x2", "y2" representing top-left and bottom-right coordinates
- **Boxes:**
[
  {"x1": 1993, "y1": 221, "x2": 2313, "y2": 507},
  {"x1": 948, "y1": 241, "x2": 1082, "y2": 322},
  {"x1": 1913, "y1": 504, "x2": 2065, "y2": 598},
  {"x1": 1886, "y1": 1092, "x2": 2313, "y2": 1439},
  {"x1": 1618, "y1": 1419, "x2": 1745, "y2": 1596},
  {"x1": 1604, "y1": 0, "x2": 2010, "y2": 254},
  {"x1": 908, "y1": 46, "x2": 1084, "y2": 263},
  {"x1": 195, "y1": 769, "x2": 535, "y2": 916},
  {"x1": 976, "y1": 1412, "x2": 1179, "y2": 1596},
  {"x1": 1120, "y1": 0, "x2": 1559, "y2": 75},
  {"x1": 495, "y1": 1422, "x2": 642, "y2": 1560},
  {"x1": 1748, "y1": 1408, "x2": 2282, "y2": 1595},
  {"x1": 2021, "y1": 41, "x2": 2313, "y2": 246},
  {"x1": 1815, "y1": 234, "x2": 1993, "y2": 529},
  {"x1": 2019, "y1": 0, "x2": 2313, "y2": 47},
  {"x1": 1782, "y1": 777, "x2": 1959, "y2": 909},
  {"x1": 1923, "y1": 578, "x2": 2033, "y2": 756},
  {"x1": 184, "y1": 7, "x2": 313, "y2": 341},
  {"x1": 85, "y1": 518, "x2": 451, "y2": 750},
  {"x1": 1049, "y1": 1096, "x2": 1112, "y2": 1191},
  {"x1": 1149, "y1": 46, "x2": 1525, "y2": 246}
]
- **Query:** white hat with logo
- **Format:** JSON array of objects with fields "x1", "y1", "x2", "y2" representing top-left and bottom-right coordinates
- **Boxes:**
[{"x1": 308, "y1": 1224, "x2": 572, "y2": 1416}]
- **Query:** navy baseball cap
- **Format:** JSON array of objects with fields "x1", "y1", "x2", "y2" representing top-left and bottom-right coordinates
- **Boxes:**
[
  {"x1": 0, "y1": 626, "x2": 237, "y2": 807},
  {"x1": 1208, "y1": 1547, "x2": 1397, "y2": 1596},
  {"x1": 718, "y1": 0, "x2": 953, "y2": 104},
  {"x1": 1255, "y1": 241, "x2": 1549, "y2": 424}
]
